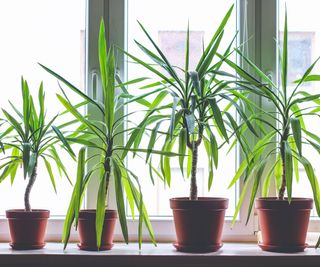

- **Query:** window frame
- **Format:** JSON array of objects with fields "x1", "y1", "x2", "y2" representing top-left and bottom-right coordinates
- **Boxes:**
[{"x1": 1, "y1": 0, "x2": 317, "y2": 243}]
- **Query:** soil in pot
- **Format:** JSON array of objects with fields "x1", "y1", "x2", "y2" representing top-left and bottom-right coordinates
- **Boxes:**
[
  {"x1": 77, "y1": 209, "x2": 117, "y2": 251},
  {"x1": 6, "y1": 209, "x2": 50, "y2": 250},
  {"x1": 170, "y1": 197, "x2": 228, "y2": 253},
  {"x1": 256, "y1": 197, "x2": 313, "y2": 253}
]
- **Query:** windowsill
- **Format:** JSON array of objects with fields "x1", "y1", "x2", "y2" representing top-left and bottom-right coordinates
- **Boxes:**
[{"x1": 0, "y1": 243, "x2": 320, "y2": 267}]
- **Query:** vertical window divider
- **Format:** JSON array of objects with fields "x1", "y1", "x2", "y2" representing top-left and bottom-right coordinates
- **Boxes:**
[{"x1": 85, "y1": 0, "x2": 106, "y2": 209}]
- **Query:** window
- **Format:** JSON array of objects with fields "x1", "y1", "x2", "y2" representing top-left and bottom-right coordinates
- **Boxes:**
[
  {"x1": 1, "y1": 0, "x2": 319, "y2": 244},
  {"x1": 115, "y1": 0, "x2": 260, "y2": 242},
  {"x1": 0, "y1": 0, "x2": 86, "y2": 216},
  {"x1": 126, "y1": 0, "x2": 238, "y2": 219}
]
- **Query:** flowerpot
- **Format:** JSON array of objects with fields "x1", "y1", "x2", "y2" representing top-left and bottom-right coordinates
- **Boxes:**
[
  {"x1": 6, "y1": 209, "x2": 50, "y2": 250},
  {"x1": 256, "y1": 197, "x2": 313, "y2": 252},
  {"x1": 77, "y1": 209, "x2": 117, "y2": 251},
  {"x1": 170, "y1": 197, "x2": 228, "y2": 253}
]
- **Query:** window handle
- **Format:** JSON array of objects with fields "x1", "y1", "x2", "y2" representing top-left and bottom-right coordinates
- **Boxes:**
[
  {"x1": 266, "y1": 70, "x2": 273, "y2": 82},
  {"x1": 265, "y1": 70, "x2": 274, "y2": 103},
  {"x1": 90, "y1": 69, "x2": 99, "y2": 101}
]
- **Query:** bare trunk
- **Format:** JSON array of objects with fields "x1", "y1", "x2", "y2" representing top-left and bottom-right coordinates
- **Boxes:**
[
  {"x1": 278, "y1": 125, "x2": 289, "y2": 200},
  {"x1": 24, "y1": 162, "x2": 37, "y2": 211},
  {"x1": 104, "y1": 139, "x2": 113, "y2": 198},
  {"x1": 189, "y1": 142, "x2": 198, "y2": 200},
  {"x1": 278, "y1": 142, "x2": 286, "y2": 200},
  {"x1": 105, "y1": 158, "x2": 111, "y2": 194},
  {"x1": 186, "y1": 124, "x2": 203, "y2": 201}
]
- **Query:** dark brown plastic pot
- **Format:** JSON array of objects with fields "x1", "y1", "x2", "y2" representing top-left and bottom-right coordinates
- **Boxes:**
[
  {"x1": 6, "y1": 209, "x2": 50, "y2": 250},
  {"x1": 256, "y1": 197, "x2": 313, "y2": 252},
  {"x1": 170, "y1": 197, "x2": 228, "y2": 253},
  {"x1": 77, "y1": 209, "x2": 117, "y2": 251}
]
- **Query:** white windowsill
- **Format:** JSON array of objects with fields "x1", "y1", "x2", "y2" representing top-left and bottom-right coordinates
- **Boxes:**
[{"x1": 0, "y1": 243, "x2": 320, "y2": 267}]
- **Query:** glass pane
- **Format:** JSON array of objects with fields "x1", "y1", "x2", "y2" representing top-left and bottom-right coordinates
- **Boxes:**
[
  {"x1": 279, "y1": 0, "x2": 320, "y2": 216},
  {"x1": 0, "y1": 0, "x2": 86, "y2": 216},
  {"x1": 127, "y1": 0, "x2": 237, "y2": 217}
]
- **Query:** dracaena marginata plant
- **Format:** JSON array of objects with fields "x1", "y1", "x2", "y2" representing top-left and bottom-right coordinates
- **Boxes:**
[
  {"x1": 0, "y1": 78, "x2": 76, "y2": 211},
  {"x1": 40, "y1": 19, "x2": 179, "y2": 249},
  {"x1": 119, "y1": 4, "x2": 257, "y2": 200},
  {"x1": 224, "y1": 8, "x2": 320, "y2": 226}
]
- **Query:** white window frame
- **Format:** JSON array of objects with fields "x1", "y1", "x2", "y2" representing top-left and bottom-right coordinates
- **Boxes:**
[{"x1": 1, "y1": 0, "x2": 316, "y2": 244}]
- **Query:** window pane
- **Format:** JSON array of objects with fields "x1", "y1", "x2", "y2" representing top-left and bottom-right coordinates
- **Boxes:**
[
  {"x1": 279, "y1": 0, "x2": 320, "y2": 216},
  {"x1": 127, "y1": 0, "x2": 237, "y2": 217},
  {"x1": 0, "y1": 0, "x2": 86, "y2": 216}
]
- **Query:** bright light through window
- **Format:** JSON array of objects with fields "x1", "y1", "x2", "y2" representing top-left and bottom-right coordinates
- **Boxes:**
[
  {"x1": 0, "y1": 0, "x2": 86, "y2": 216},
  {"x1": 127, "y1": 0, "x2": 238, "y2": 217}
]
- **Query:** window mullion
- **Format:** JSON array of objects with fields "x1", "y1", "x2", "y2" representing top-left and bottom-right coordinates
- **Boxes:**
[
  {"x1": 237, "y1": 0, "x2": 278, "y2": 236},
  {"x1": 227, "y1": 0, "x2": 278, "y2": 238},
  {"x1": 85, "y1": 0, "x2": 106, "y2": 209},
  {"x1": 259, "y1": 0, "x2": 278, "y2": 198},
  {"x1": 225, "y1": 0, "x2": 261, "y2": 237},
  {"x1": 104, "y1": 0, "x2": 127, "y2": 211}
]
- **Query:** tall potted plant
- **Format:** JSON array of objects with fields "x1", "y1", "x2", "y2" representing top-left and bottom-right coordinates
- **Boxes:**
[
  {"x1": 40, "y1": 19, "x2": 179, "y2": 250},
  {"x1": 225, "y1": 8, "x2": 320, "y2": 252},
  {"x1": 120, "y1": 5, "x2": 256, "y2": 252},
  {"x1": 0, "y1": 78, "x2": 76, "y2": 249}
]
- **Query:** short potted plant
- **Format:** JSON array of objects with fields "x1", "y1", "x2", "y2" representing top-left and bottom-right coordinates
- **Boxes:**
[
  {"x1": 120, "y1": 5, "x2": 256, "y2": 252},
  {"x1": 40, "y1": 19, "x2": 178, "y2": 250},
  {"x1": 0, "y1": 78, "x2": 76, "y2": 249},
  {"x1": 225, "y1": 8, "x2": 320, "y2": 252}
]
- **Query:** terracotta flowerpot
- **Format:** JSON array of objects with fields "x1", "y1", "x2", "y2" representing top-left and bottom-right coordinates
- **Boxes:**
[
  {"x1": 6, "y1": 209, "x2": 50, "y2": 250},
  {"x1": 77, "y1": 209, "x2": 117, "y2": 251},
  {"x1": 170, "y1": 197, "x2": 228, "y2": 253},
  {"x1": 256, "y1": 197, "x2": 313, "y2": 252}
]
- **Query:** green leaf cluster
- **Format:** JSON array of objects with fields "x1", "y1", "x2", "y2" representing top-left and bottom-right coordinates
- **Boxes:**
[
  {"x1": 119, "y1": 5, "x2": 256, "y2": 198},
  {"x1": 224, "y1": 8, "x2": 320, "y2": 231},
  {"x1": 0, "y1": 78, "x2": 76, "y2": 210},
  {"x1": 41, "y1": 19, "x2": 175, "y2": 249}
]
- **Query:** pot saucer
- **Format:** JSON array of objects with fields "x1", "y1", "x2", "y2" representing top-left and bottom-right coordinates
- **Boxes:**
[
  {"x1": 173, "y1": 242, "x2": 223, "y2": 253},
  {"x1": 258, "y1": 242, "x2": 308, "y2": 253},
  {"x1": 10, "y1": 242, "x2": 45, "y2": 250},
  {"x1": 77, "y1": 243, "x2": 113, "y2": 251}
]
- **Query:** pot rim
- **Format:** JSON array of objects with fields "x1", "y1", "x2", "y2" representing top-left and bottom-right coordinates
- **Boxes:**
[
  {"x1": 170, "y1": 197, "x2": 229, "y2": 210},
  {"x1": 6, "y1": 209, "x2": 50, "y2": 219},
  {"x1": 79, "y1": 209, "x2": 117, "y2": 212},
  {"x1": 256, "y1": 197, "x2": 313, "y2": 210},
  {"x1": 79, "y1": 209, "x2": 117, "y2": 219},
  {"x1": 170, "y1": 197, "x2": 229, "y2": 202},
  {"x1": 257, "y1": 197, "x2": 313, "y2": 202}
]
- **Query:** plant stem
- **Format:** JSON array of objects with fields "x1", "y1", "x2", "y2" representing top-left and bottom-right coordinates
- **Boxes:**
[
  {"x1": 105, "y1": 158, "x2": 111, "y2": 195},
  {"x1": 189, "y1": 141, "x2": 198, "y2": 200},
  {"x1": 278, "y1": 141, "x2": 286, "y2": 200},
  {"x1": 188, "y1": 125, "x2": 203, "y2": 201},
  {"x1": 278, "y1": 123, "x2": 289, "y2": 200},
  {"x1": 24, "y1": 162, "x2": 37, "y2": 212},
  {"x1": 104, "y1": 138, "x2": 113, "y2": 199}
]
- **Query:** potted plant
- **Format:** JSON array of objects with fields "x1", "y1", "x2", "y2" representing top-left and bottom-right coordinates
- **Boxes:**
[
  {"x1": 0, "y1": 78, "x2": 76, "y2": 250},
  {"x1": 40, "y1": 19, "x2": 179, "y2": 251},
  {"x1": 224, "y1": 8, "x2": 320, "y2": 252},
  {"x1": 120, "y1": 5, "x2": 256, "y2": 252}
]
